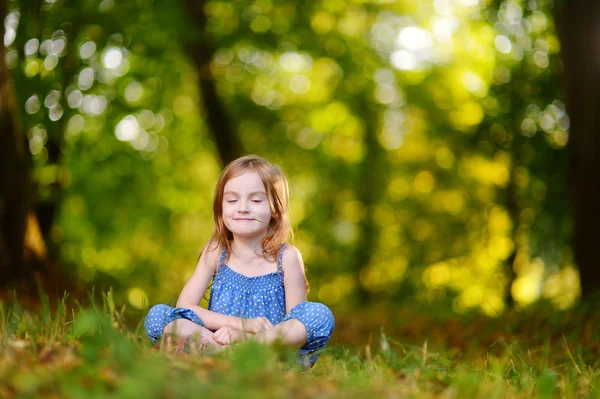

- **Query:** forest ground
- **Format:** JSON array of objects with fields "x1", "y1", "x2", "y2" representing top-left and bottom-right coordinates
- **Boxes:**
[{"x1": 0, "y1": 291, "x2": 598, "y2": 398}]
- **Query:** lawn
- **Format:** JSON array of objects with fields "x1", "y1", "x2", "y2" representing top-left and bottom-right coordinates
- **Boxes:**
[{"x1": 1, "y1": 291, "x2": 598, "y2": 398}]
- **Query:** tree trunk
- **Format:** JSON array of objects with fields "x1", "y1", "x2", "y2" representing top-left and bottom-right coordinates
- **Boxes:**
[
  {"x1": 0, "y1": 0, "x2": 31, "y2": 276},
  {"x1": 0, "y1": 80, "x2": 29, "y2": 271},
  {"x1": 0, "y1": 0, "x2": 73, "y2": 297},
  {"x1": 183, "y1": 0, "x2": 243, "y2": 166},
  {"x1": 354, "y1": 97, "x2": 387, "y2": 301},
  {"x1": 505, "y1": 150, "x2": 520, "y2": 308},
  {"x1": 555, "y1": 0, "x2": 600, "y2": 300},
  {"x1": 0, "y1": 0, "x2": 51, "y2": 293}
]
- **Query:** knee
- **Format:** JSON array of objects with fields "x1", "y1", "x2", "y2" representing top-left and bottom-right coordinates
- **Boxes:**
[
  {"x1": 309, "y1": 302, "x2": 335, "y2": 334},
  {"x1": 306, "y1": 302, "x2": 334, "y2": 323},
  {"x1": 145, "y1": 304, "x2": 173, "y2": 323},
  {"x1": 289, "y1": 301, "x2": 335, "y2": 336},
  {"x1": 144, "y1": 304, "x2": 173, "y2": 341}
]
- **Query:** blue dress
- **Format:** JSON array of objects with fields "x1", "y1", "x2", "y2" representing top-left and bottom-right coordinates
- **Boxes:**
[{"x1": 144, "y1": 244, "x2": 335, "y2": 367}]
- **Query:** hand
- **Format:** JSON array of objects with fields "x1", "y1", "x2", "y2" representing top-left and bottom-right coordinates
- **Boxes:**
[
  {"x1": 213, "y1": 326, "x2": 244, "y2": 346},
  {"x1": 238, "y1": 317, "x2": 274, "y2": 334}
]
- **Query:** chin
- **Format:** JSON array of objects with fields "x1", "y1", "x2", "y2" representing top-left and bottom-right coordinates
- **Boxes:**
[{"x1": 228, "y1": 227, "x2": 268, "y2": 239}]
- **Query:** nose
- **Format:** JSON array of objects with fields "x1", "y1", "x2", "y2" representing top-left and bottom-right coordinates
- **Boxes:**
[{"x1": 237, "y1": 199, "x2": 249, "y2": 213}]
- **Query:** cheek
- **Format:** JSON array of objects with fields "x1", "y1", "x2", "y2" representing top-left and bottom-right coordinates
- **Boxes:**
[
  {"x1": 222, "y1": 204, "x2": 234, "y2": 216},
  {"x1": 258, "y1": 205, "x2": 272, "y2": 218}
]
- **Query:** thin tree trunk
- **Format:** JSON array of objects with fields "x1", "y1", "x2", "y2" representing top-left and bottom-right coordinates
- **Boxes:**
[
  {"x1": 354, "y1": 97, "x2": 387, "y2": 300},
  {"x1": 555, "y1": 0, "x2": 600, "y2": 301},
  {"x1": 183, "y1": 0, "x2": 243, "y2": 166},
  {"x1": 504, "y1": 152, "x2": 519, "y2": 308}
]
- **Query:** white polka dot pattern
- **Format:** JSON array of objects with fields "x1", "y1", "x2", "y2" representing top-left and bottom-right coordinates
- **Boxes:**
[{"x1": 144, "y1": 244, "x2": 335, "y2": 366}]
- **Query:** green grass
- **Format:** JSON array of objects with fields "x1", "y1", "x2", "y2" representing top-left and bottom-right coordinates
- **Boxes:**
[{"x1": 0, "y1": 291, "x2": 598, "y2": 398}]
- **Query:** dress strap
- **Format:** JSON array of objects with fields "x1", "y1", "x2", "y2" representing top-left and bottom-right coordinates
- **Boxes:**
[
  {"x1": 219, "y1": 247, "x2": 227, "y2": 265},
  {"x1": 277, "y1": 243, "x2": 288, "y2": 274}
]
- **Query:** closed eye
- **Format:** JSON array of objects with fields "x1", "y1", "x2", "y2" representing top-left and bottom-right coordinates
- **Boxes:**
[
  {"x1": 251, "y1": 200, "x2": 263, "y2": 203},
  {"x1": 227, "y1": 200, "x2": 238, "y2": 203}
]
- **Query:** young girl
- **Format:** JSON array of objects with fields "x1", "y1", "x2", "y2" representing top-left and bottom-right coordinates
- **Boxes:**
[{"x1": 144, "y1": 155, "x2": 334, "y2": 367}]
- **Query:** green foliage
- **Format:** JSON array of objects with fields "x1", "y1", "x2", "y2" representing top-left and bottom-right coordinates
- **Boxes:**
[{"x1": 4, "y1": 0, "x2": 577, "y2": 313}]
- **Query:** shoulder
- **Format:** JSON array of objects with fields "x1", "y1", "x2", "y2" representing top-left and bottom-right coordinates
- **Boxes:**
[
  {"x1": 281, "y1": 244, "x2": 305, "y2": 273},
  {"x1": 200, "y1": 241, "x2": 222, "y2": 273}
]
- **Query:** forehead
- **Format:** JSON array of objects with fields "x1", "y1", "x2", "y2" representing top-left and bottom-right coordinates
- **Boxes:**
[{"x1": 223, "y1": 171, "x2": 266, "y2": 193}]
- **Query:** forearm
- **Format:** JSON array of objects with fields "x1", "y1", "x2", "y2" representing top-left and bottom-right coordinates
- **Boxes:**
[{"x1": 177, "y1": 303, "x2": 241, "y2": 331}]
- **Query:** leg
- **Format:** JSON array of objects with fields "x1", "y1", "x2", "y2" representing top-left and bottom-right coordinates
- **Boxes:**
[
  {"x1": 163, "y1": 318, "x2": 219, "y2": 352},
  {"x1": 144, "y1": 304, "x2": 219, "y2": 353},
  {"x1": 283, "y1": 302, "x2": 335, "y2": 368},
  {"x1": 253, "y1": 302, "x2": 335, "y2": 367}
]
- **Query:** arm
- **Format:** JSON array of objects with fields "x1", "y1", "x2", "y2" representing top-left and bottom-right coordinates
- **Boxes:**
[
  {"x1": 282, "y1": 245, "x2": 308, "y2": 312},
  {"x1": 176, "y1": 243, "x2": 242, "y2": 331}
]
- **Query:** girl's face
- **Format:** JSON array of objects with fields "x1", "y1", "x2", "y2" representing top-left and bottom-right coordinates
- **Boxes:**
[{"x1": 222, "y1": 171, "x2": 273, "y2": 239}]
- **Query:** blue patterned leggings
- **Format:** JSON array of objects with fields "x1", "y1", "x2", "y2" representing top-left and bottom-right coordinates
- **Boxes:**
[{"x1": 144, "y1": 301, "x2": 335, "y2": 367}]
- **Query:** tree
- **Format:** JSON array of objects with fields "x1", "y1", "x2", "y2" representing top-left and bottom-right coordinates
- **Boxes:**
[
  {"x1": 0, "y1": 0, "x2": 51, "y2": 292},
  {"x1": 555, "y1": 0, "x2": 600, "y2": 300}
]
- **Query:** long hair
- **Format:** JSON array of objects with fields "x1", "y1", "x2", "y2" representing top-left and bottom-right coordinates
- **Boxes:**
[{"x1": 209, "y1": 155, "x2": 292, "y2": 263}]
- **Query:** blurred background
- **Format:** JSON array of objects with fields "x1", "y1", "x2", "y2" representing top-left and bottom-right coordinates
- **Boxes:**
[{"x1": 1, "y1": 0, "x2": 596, "y2": 320}]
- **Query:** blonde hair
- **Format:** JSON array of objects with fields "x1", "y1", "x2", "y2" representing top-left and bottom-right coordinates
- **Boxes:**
[{"x1": 209, "y1": 155, "x2": 292, "y2": 262}]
